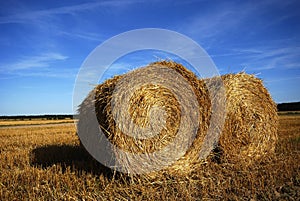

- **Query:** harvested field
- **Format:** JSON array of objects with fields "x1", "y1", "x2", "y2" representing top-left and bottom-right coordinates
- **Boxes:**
[
  {"x1": 0, "y1": 115, "x2": 299, "y2": 200},
  {"x1": 0, "y1": 119, "x2": 75, "y2": 127}
]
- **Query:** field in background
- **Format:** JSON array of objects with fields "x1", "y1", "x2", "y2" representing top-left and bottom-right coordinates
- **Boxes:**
[
  {"x1": 278, "y1": 111, "x2": 300, "y2": 116},
  {"x1": 0, "y1": 115, "x2": 299, "y2": 200}
]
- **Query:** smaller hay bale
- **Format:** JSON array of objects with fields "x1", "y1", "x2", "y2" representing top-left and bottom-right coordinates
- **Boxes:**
[{"x1": 206, "y1": 73, "x2": 278, "y2": 164}]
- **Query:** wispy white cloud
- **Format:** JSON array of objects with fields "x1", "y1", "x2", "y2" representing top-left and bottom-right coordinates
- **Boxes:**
[
  {"x1": 0, "y1": 53, "x2": 68, "y2": 72},
  {"x1": 179, "y1": 0, "x2": 298, "y2": 43},
  {"x1": 11, "y1": 68, "x2": 78, "y2": 79},
  {"x1": 234, "y1": 46, "x2": 300, "y2": 71},
  {"x1": 178, "y1": 2, "x2": 258, "y2": 41},
  {"x1": 57, "y1": 31, "x2": 104, "y2": 42},
  {"x1": 0, "y1": 0, "x2": 141, "y2": 24},
  {"x1": 266, "y1": 76, "x2": 300, "y2": 83},
  {"x1": 0, "y1": 53, "x2": 77, "y2": 79}
]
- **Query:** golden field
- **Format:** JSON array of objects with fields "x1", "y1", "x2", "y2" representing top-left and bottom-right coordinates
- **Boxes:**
[
  {"x1": 0, "y1": 119, "x2": 74, "y2": 127},
  {"x1": 0, "y1": 115, "x2": 299, "y2": 200}
]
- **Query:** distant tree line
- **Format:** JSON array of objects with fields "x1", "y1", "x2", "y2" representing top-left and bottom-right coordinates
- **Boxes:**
[
  {"x1": 277, "y1": 101, "x2": 300, "y2": 111},
  {"x1": 0, "y1": 114, "x2": 75, "y2": 120}
]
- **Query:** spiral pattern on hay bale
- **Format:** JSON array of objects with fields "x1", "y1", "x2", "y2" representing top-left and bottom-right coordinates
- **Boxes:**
[{"x1": 78, "y1": 61, "x2": 212, "y2": 175}]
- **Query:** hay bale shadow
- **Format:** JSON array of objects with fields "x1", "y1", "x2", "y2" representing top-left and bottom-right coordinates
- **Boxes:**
[{"x1": 30, "y1": 144, "x2": 114, "y2": 178}]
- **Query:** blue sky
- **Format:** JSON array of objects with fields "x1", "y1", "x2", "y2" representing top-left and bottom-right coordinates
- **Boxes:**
[{"x1": 0, "y1": 0, "x2": 299, "y2": 115}]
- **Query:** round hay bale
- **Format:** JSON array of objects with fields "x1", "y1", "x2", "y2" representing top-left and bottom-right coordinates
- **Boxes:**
[
  {"x1": 77, "y1": 61, "x2": 212, "y2": 176},
  {"x1": 207, "y1": 73, "x2": 278, "y2": 164}
]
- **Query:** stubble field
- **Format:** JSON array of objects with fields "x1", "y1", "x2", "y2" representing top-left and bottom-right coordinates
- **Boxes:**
[{"x1": 0, "y1": 115, "x2": 299, "y2": 200}]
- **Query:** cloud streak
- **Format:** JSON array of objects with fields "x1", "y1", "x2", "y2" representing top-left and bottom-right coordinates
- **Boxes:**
[
  {"x1": 234, "y1": 46, "x2": 300, "y2": 71},
  {"x1": 58, "y1": 31, "x2": 104, "y2": 42},
  {"x1": 0, "y1": 0, "x2": 141, "y2": 24},
  {"x1": 178, "y1": 2, "x2": 257, "y2": 40},
  {"x1": 0, "y1": 53, "x2": 76, "y2": 79},
  {"x1": 266, "y1": 76, "x2": 300, "y2": 83},
  {"x1": 0, "y1": 53, "x2": 68, "y2": 72},
  {"x1": 9, "y1": 68, "x2": 78, "y2": 79},
  {"x1": 179, "y1": 0, "x2": 298, "y2": 45}
]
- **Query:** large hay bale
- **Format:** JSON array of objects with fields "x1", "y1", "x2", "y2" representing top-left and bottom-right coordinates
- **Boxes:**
[
  {"x1": 207, "y1": 73, "x2": 278, "y2": 163},
  {"x1": 77, "y1": 61, "x2": 212, "y2": 176}
]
